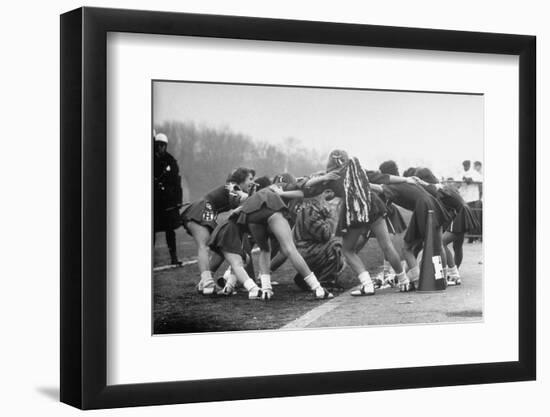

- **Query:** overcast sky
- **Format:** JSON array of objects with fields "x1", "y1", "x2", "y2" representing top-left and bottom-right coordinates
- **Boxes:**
[{"x1": 153, "y1": 81, "x2": 483, "y2": 179}]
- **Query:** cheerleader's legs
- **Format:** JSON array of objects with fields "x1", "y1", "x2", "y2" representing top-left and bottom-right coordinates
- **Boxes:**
[
  {"x1": 342, "y1": 226, "x2": 379, "y2": 295},
  {"x1": 443, "y1": 231, "x2": 465, "y2": 268},
  {"x1": 186, "y1": 221, "x2": 216, "y2": 294},
  {"x1": 443, "y1": 231, "x2": 464, "y2": 285},
  {"x1": 342, "y1": 226, "x2": 368, "y2": 275},
  {"x1": 402, "y1": 242, "x2": 418, "y2": 271},
  {"x1": 401, "y1": 238, "x2": 421, "y2": 290},
  {"x1": 438, "y1": 228, "x2": 448, "y2": 270},
  {"x1": 452, "y1": 234, "x2": 465, "y2": 267},
  {"x1": 220, "y1": 252, "x2": 262, "y2": 299},
  {"x1": 270, "y1": 251, "x2": 288, "y2": 273},
  {"x1": 218, "y1": 242, "x2": 254, "y2": 289},
  {"x1": 256, "y1": 212, "x2": 332, "y2": 299},
  {"x1": 208, "y1": 251, "x2": 225, "y2": 275},
  {"x1": 186, "y1": 222, "x2": 211, "y2": 273},
  {"x1": 243, "y1": 235, "x2": 256, "y2": 278},
  {"x1": 370, "y1": 217, "x2": 404, "y2": 275},
  {"x1": 247, "y1": 223, "x2": 271, "y2": 274},
  {"x1": 246, "y1": 222, "x2": 275, "y2": 299},
  {"x1": 267, "y1": 213, "x2": 310, "y2": 275},
  {"x1": 370, "y1": 218, "x2": 410, "y2": 292}
]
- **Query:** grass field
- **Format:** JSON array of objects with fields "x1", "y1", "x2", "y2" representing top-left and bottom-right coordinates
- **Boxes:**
[
  {"x1": 154, "y1": 236, "x2": 386, "y2": 334},
  {"x1": 153, "y1": 208, "x2": 483, "y2": 334}
]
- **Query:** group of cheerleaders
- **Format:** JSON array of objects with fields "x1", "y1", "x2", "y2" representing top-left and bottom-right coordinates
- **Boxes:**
[{"x1": 179, "y1": 149, "x2": 479, "y2": 301}]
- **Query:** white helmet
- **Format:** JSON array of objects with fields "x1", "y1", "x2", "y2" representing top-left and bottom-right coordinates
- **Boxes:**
[{"x1": 154, "y1": 133, "x2": 168, "y2": 144}]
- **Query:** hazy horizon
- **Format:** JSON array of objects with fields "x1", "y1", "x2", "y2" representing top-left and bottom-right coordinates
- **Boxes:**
[{"x1": 153, "y1": 81, "x2": 484, "y2": 179}]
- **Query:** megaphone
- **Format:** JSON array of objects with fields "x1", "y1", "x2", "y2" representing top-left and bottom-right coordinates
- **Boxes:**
[{"x1": 417, "y1": 210, "x2": 447, "y2": 292}]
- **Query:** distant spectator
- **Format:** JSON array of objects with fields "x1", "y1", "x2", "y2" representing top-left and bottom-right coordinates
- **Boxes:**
[
  {"x1": 473, "y1": 160, "x2": 483, "y2": 174},
  {"x1": 453, "y1": 160, "x2": 482, "y2": 242},
  {"x1": 403, "y1": 166, "x2": 418, "y2": 178},
  {"x1": 473, "y1": 161, "x2": 483, "y2": 200},
  {"x1": 154, "y1": 133, "x2": 183, "y2": 265},
  {"x1": 454, "y1": 160, "x2": 482, "y2": 204},
  {"x1": 471, "y1": 161, "x2": 483, "y2": 241}
]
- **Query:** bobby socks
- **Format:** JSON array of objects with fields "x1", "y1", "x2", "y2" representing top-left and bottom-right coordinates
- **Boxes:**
[
  {"x1": 225, "y1": 273, "x2": 237, "y2": 291},
  {"x1": 406, "y1": 266, "x2": 420, "y2": 282},
  {"x1": 358, "y1": 271, "x2": 372, "y2": 285},
  {"x1": 395, "y1": 270, "x2": 407, "y2": 283},
  {"x1": 200, "y1": 270, "x2": 214, "y2": 286},
  {"x1": 243, "y1": 278, "x2": 259, "y2": 292},
  {"x1": 303, "y1": 272, "x2": 321, "y2": 291},
  {"x1": 448, "y1": 265, "x2": 460, "y2": 277},
  {"x1": 259, "y1": 274, "x2": 272, "y2": 290},
  {"x1": 223, "y1": 266, "x2": 233, "y2": 280}
]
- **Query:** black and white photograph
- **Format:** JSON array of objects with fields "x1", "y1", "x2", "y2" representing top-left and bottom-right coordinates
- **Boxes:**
[
  {"x1": 0, "y1": 0, "x2": 543, "y2": 414},
  {"x1": 152, "y1": 80, "x2": 484, "y2": 334}
]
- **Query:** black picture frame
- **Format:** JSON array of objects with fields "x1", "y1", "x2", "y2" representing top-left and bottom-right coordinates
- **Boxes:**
[{"x1": 60, "y1": 6, "x2": 536, "y2": 410}]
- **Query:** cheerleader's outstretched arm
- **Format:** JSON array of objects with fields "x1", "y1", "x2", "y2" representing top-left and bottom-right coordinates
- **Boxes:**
[
  {"x1": 387, "y1": 175, "x2": 419, "y2": 184},
  {"x1": 304, "y1": 171, "x2": 341, "y2": 187},
  {"x1": 366, "y1": 170, "x2": 414, "y2": 185},
  {"x1": 269, "y1": 186, "x2": 304, "y2": 200},
  {"x1": 275, "y1": 190, "x2": 304, "y2": 200}
]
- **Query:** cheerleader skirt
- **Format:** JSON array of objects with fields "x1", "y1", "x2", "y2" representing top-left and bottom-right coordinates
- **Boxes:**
[
  {"x1": 235, "y1": 190, "x2": 289, "y2": 227},
  {"x1": 207, "y1": 219, "x2": 246, "y2": 260},
  {"x1": 403, "y1": 197, "x2": 452, "y2": 244},
  {"x1": 385, "y1": 203, "x2": 407, "y2": 235},
  {"x1": 181, "y1": 200, "x2": 218, "y2": 234},
  {"x1": 448, "y1": 204, "x2": 480, "y2": 234}
]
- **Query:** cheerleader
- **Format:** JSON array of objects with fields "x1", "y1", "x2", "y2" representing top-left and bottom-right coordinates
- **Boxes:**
[
  {"x1": 208, "y1": 176, "x2": 273, "y2": 298},
  {"x1": 218, "y1": 174, "x2": 300, "y2": 290},
  {"x1": 414, "y1": 167, "x2": 480, "y2": 285},
  {"x1": 353, "y1": 203, "x2": 408, "y2": 288},
  {"x1": 235, "y1": 181, "x2": 334, "y2": 300},
  {"x1": 181, "y1": 167, "x2": 255, "y2": 294},
  {"x1": 378, "y1": 161, "x2": 452, "y2": 289},
  {"x1": 299, "y1": 150, "x2": 417, "y2": 295},
  {"x1": 268, "y1": 173, "x2": 306, "y2": 274},
  {"x1": 350, "y1": 160, "x2": 408, "y2": 287},
  {"x1": 403, "y1": 167, "x2": 418, "y2": 178}
]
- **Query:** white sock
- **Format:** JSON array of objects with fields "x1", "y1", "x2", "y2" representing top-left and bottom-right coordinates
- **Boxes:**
[
  {"x1": 304, "y1": 272, "x2": 321, "y2": 290},
  {"x1": 396, "y1": 271, "x2": 408, "y2": 284},
  {"x1": 200, "y1": 270, "x2": 213, "y2": 284},
  {"x1": 259, "y1": 274, "x2": 272, "y2": 290},
  {"x1": 448, "y1": 265, "x2": 460, "y2": 277},
  {"x1": 223, "y1": 267, "x2": 233, "y2": 280},
  {"x1": 225, "y1": 273, "x2": 237, "y2": 290},
  {"x1": 407, "y1": 266, "x2": 420, "y2": 282},
  {"x1": 243, "y1": 278, "x2": 259, "y2": 292},
  {"x1": 358, "y1": 271, "x2": 372, "y2": 285}
]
